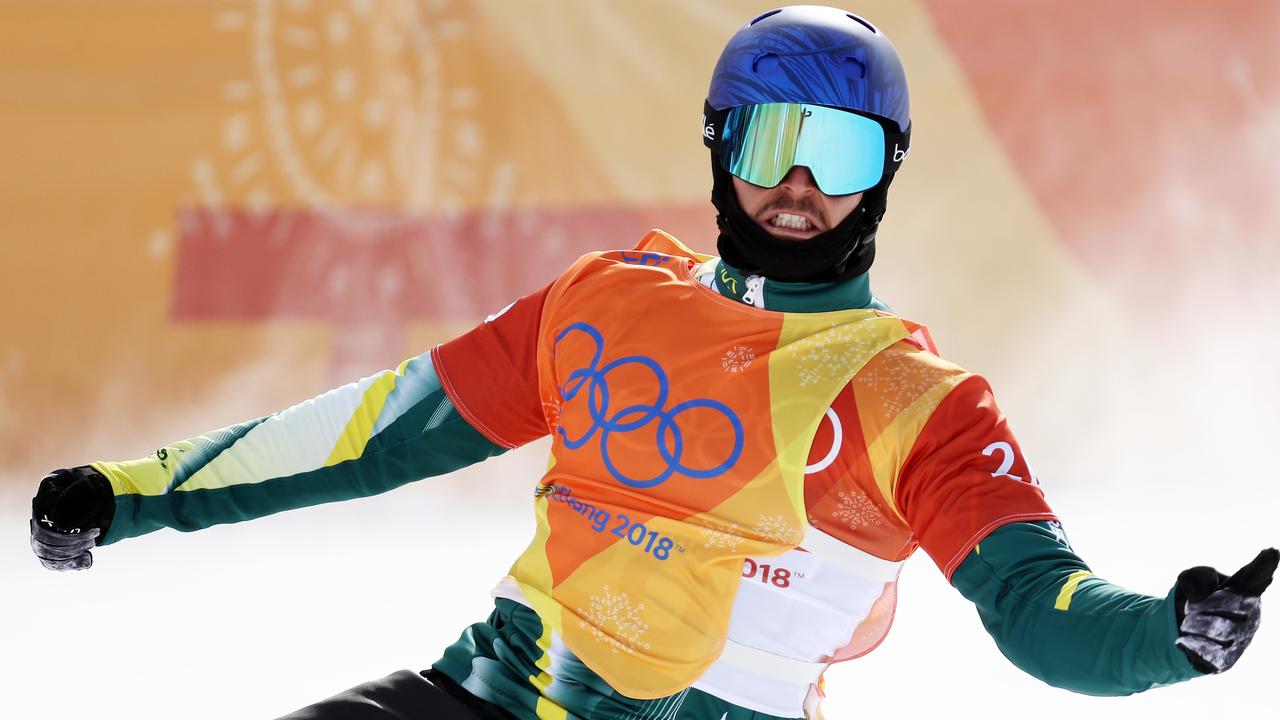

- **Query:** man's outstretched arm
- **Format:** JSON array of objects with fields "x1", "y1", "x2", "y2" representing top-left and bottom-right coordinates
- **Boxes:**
[
  {"x1": 898, "y1": 375, "x2": 1275, "y2": 695},
  {"x1": 951, "y1": 521, "x2": 1276, "y2": 695},
  {"x1": 31, "y1": 282, "x2": 556, "y2": 570},
  {"x1": 30, "y1": 352, "x2": 507, "y2": 569}
]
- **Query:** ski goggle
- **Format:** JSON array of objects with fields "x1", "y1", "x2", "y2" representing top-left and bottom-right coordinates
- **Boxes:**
[{"x1": 703, "y1": 102, "x2": 908, "y2": 195}]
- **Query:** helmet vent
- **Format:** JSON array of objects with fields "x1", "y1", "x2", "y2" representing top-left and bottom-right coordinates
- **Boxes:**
[
  {"x1": 752, "y1": 53, "x2": 780, "y2": 74},
  {"x1": 846, "y1": 14, "x2": 878, "y2": 34},
  {"x1": 749, "y1": 9, "x2": 782, "y2": 25}
]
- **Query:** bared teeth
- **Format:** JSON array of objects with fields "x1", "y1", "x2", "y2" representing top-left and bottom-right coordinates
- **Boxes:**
[{"x1": 770, "y1": 212, "x2": 812, "y2": 231}]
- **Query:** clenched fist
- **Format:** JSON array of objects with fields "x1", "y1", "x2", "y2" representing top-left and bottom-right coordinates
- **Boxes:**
[{"x1": 30, "y1": 466, "x2": 114, "y2": 571}]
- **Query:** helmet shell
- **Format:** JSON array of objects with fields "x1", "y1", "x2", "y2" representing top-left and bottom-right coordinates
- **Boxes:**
[{"x1": 707, "y1": 5, "x2": 910, "y2": 133}]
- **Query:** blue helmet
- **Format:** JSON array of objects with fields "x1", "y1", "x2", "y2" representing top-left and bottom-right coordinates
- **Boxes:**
[
  {"x1": 704, "y1": 6, "x2": 912, "y2": 282},
  {"x1": 707, "y1": 5, "x2": 910, "y2": 133}
]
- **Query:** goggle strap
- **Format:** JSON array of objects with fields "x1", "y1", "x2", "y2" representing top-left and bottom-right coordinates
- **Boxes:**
[
  {"x1": 889, "y1": 124, "x2": 911, "y2": 175},
  {"x1": 702, "y1": 100, "x2": 729, "y2": 153}
]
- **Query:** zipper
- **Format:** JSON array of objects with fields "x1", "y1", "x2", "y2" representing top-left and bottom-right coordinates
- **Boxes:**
[{"x1": 741, "y1": 275, "x2": 766, "y2": 307}]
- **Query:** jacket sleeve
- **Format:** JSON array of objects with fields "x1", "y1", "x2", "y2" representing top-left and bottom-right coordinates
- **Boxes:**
[
  {"x1": 95, "y1": 350, "x2": 506, "y2": 543},
  {"x1": 950, "y1": 520, "x2": 1201, "y2": 695},
  {"x1": 96, "y1": 283, "x2": 554, "y2": 544},
  {"x1": 896, "y1": 377, "x2": 1200, "y2": 694}
]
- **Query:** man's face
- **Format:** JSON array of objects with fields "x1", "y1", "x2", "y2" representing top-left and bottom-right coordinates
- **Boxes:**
[{"x1": 732, "y1": 165, "x2": 863, "y2": 241}]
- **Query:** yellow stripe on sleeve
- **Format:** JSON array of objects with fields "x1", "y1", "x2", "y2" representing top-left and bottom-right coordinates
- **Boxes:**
[
  {"x1": 324, "y1": 370, "x2": 400, "y2": 467},
  {"x1": 1053, "y1": 570, "x2": 1093, "y2": 611}
]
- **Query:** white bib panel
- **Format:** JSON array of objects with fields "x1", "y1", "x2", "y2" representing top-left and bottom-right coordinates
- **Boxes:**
[{"x1": 692, "y1": 527, "x2": 904, "y2": 717}]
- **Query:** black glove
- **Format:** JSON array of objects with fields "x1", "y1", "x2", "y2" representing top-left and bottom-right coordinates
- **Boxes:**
[
  {"x1": 1174, "y1": 548, "x2": 1279, "y2": 674},
  {"x1": 30, "y1": 466, "x2": 115, "y2": 571}
]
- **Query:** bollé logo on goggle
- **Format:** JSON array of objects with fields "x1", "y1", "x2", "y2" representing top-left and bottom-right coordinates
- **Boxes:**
[{"x1": 702, "y1": 114, "x2": 716, "y2": 141}]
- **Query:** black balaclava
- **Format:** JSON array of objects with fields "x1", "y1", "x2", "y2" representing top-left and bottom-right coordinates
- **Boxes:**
[{"x1": 710, "y1": 156, "x2": 893, "y2": 283}]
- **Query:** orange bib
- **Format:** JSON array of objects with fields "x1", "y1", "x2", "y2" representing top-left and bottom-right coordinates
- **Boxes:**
[{"x1": 506, "y1": 232, "x2": 914, "y2": 697}]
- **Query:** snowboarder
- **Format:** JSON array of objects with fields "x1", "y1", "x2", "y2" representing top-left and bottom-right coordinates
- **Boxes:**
[{"x1": 31, "y1": 6, "x2": 1275, "y2": 719}]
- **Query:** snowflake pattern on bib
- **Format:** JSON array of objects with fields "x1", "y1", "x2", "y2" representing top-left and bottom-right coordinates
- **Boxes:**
[
  {"x1": 577, "y1": 584, "x2": 652, "y2": 655},
  {"x1": 721, "y1": 345, "x2": 756, "y2": 373},
  {"x1": 851, "y1": 351, "x2": 957, "y2": 417},
  {"x1": 831, "y1": 489, "x2": 884, "y2": 530},
  {"x1": 542, "y1": 396, "x2": 563, "y2": 433},
  {"x1": 753, "y1": 513, "x2": 800, "y2": 544},
  {"x1": 699, "y1": 521, "x2": 743, "y2": 552},
  {"x1": 793, "y1": 320, "x2": 887, "y2": 387}
]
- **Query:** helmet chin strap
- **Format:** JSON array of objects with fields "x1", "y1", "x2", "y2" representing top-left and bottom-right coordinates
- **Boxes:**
[{"x1": 710, "y1": 157, "x2": 887, "y2": 283}]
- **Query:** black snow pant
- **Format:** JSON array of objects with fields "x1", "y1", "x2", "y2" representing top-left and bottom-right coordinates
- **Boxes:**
[{"x1": 276, "y1": 669, "x2": 515, "y2": 720}]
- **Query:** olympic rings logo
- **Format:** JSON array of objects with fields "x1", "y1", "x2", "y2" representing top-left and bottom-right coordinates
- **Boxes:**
[{"x1": 554, "y1": 322, "x2": 744, "y2": 489}]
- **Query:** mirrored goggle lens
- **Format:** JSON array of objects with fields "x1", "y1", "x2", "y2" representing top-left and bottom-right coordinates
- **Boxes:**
[{"x1": 720, "y1": 103, "x2": 886, "y2": 195}]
